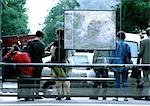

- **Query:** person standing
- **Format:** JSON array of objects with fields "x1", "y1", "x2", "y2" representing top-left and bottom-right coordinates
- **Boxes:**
[
  {"x1": 26, "y1": 30, "x2": 45, "y2": 99},
  {"x1": 109, "y1": 31, "x2": 131, "y2": 101},
  {"x1": 3, "y1": 44, "x2": 34, "y2": 101},
  {"x1": 50, "y1": 29, "x2": 71, "y2": 100},
  {"x1": 90, "y1": 50, "x2": 109, "y2": 100},
  {"x1": 137, "y1": 28, "x2": 150, "y2": 100}
]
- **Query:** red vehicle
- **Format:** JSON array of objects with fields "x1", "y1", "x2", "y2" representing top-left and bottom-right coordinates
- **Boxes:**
[
  {"x1": 2, "y1": 34, "x2": 36, "y2": 56},
  {"x1": 2, "y1": 34, "x2": 36, "y2": 47}
]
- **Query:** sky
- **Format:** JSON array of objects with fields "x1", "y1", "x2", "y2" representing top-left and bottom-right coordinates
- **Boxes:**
[
  {"x1": 25, "y1": 0, "x2": 59, "y2": 34},
  {"x1": 25, "y1": 0, "x2": 119, "y2": 34}
]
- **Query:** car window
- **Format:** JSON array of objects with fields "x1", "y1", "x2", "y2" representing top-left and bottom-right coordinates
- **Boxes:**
[
  {"x1": 125, "y1": 41, "x2": 138, "y2": 58},
  {"x1": 72, "y1": 55, "x2": 89, "y2": 64}
]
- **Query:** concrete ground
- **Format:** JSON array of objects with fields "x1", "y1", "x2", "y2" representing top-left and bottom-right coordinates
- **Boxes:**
[{"x1": 0, "y1": 96, "x2": 150, "y2": 106}]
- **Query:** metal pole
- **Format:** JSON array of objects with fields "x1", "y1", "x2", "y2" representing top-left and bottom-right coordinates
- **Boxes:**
[
  {"x1": 0, "y1": 0, "x2": 2, "y2": 94},
  {"x1": 120, "y1": 0, "x2": 122, "y2": 31}
]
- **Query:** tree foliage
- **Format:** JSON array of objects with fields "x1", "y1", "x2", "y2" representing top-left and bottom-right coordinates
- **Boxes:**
[
  {"x1": 43, "y1": 0, "x2": 79, "y2": 44},
  {"x1": 43, "y1": 0, "x2": 149, "y2": 44},
  {"x1": 116, "y1": 0, "x2": 150, "y2": 33},
  {"x1": 2, "y1": 0, "x2": 29, "y2": 36}
]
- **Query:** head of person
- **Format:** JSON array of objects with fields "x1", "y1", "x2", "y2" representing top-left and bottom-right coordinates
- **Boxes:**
[
  {"x1": 146, "y1": 27, "x2": 150, "y2": 37},
  {"x1": 36, "y1": 30, "x2": 44, "y2": 39},
  {"x1": 56, "y1": 28, "x2": 64, "y2": 40},
  {"x1": 116, "y1": 31, "x2": 126, "y2": 40},
  {"x1": 53, "y1": 40, "x2": 59, "y2": 47}
]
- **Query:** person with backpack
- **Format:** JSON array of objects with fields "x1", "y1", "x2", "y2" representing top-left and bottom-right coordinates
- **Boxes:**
[
  {"x1": 109, "y1": 31, "x2": 131, "y2": 101},
  {"x1": 26, "y1": 30, "x2": 45, "y2": 99}
]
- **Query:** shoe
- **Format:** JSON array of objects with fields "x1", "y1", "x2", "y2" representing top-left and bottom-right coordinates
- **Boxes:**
[
  {"x1": 112, "y1": 97, "x2": 118, "y2": 101},
  {"x1": 145, "y1": 97, "x2": 150, "y2": 101},
  {"x1": 89, "y1": 97, "x2": 98, "y2": 100},
  {"x1": 124, "y1": 97, "x2": 128, "y2": 101},
  {"x1": 103, "y1": 97, "x2": 106, "y2": 100},
  {"x1": 56, "y1": 97, "x2": 61, "y2": 100},
  {"x1": 35, "y1": 96, "x2": 43, "y2": 99},
  {"x1": 66, "y1": 97, "x2": 71, "y2": 100},
  {"x1": 25, "y1": 98, "x2": 34, "y2": 101}
]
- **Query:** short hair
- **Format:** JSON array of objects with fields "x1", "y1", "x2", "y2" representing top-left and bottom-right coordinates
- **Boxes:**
[
  {"x1": 146, "y1": 27, "x2": 150, "y2": 36},
  {"x1": 36, "y1": 30, "x2": 44, "y2": 38},
  {"x1": 116, "y1": 31, "x2": 126, "y2": 40}
]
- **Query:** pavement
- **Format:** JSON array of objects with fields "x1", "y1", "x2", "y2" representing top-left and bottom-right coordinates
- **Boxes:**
[
  {"x1": 0, "y1": 96, "x2": 150, "y2": 106},
  {"x1": 0, "y1": 78, "x2": 149, "y2": 106}
]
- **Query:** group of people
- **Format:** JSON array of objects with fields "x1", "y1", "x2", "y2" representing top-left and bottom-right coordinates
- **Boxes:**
[
  {"x1": 3, "y1": 30, "x2": 45, "y2": 101},
  {"x1": 2, "y1": 27, "x2": 150, "y2": 101},
  {"x1": 2, "y1": 29, "x2": 71, "y2": 101},
  {"x1": 91, "y1": 28, "x2": 150, "y2": 101},
  {"x1": 90, "y1": 31, "x2": 131, "y2": 101}
]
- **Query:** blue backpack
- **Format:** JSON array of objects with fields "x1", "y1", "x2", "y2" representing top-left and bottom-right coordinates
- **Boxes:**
[{"x1": 109, "y1": 40, "x2": 131, "y2": 64}]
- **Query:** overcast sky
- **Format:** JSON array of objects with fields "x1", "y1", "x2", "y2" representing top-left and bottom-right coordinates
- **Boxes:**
[
  {"x1": 25, "y1": 0, "x2": 59, "y2": 34},
  {"x1": 25, "y1": 0, "x2": 119, "y2": 34}
]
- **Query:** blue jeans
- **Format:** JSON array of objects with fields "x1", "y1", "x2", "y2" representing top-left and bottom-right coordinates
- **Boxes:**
[{"x1": 114, "y1": 71, "x2": 128, "y2": 96}]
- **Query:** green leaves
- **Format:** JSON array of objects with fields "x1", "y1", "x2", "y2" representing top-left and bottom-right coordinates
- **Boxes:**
[
  {"x1": 43, "y1": 0, "x2": 80, "y2": 44},
  {"x1": 117, "y1": 0, "x2": 150, "y2": 33},
  {"x1": 2, "y1": 0, "x2": 29, "y2": 36}
]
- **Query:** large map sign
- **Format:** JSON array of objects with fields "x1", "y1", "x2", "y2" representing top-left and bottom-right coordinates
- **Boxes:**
[{"x1": 64, "y1": 10, "x2": 116, "y2": 50}]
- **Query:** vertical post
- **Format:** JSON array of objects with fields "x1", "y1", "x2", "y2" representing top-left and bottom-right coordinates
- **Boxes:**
[
  {"x1": 120, "y1": 0, "x2": 122, "y2": 31},
  {"x1": 0, "y1": 0, "x2": 3, "y2": 94}
]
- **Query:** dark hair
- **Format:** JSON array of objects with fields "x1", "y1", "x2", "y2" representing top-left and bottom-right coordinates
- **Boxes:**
[
  {"x1": 53, "y1": 40, "x2": 59, "y2": 46},
  {"x1": 36, "y1": 30, "x2": 44, "y2": 38},
  {"x1": 116, "y1": 31, "x2": 126, "y2": 40},
  {"x1": 56, "y1": 29, "x2": 64, "y2": 40}
]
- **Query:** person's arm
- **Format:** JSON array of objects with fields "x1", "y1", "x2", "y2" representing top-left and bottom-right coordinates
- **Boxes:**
[
  {"x1": 137, "y1": 41, "x2": 144, "y2": 64},
  {"x1": 50, "y1": 45, "x2": 56, "y2": 62}
]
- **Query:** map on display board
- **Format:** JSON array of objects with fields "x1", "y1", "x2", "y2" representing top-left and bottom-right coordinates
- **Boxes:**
[{"x1": 64, "y1": 10, "x2": 116, "y2": 50}]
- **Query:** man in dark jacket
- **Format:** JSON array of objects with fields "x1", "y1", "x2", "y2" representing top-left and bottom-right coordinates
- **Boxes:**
[
  {"x1": 137, "y1": 28, "x2": 150, "y2": 100},
  {"x1": 26, "y1": 30, "x2": 45, "y2": 99}
]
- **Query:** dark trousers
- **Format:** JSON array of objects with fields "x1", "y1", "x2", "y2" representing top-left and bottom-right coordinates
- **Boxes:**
[
  {"x1": 18, "y1": 75, "x2": 34, "y2": 99},
  {"x1": 93, "y1": 69, "x2": 109, "y2": 97},
  {"x1": 32, "y1": 67, "x2": 42, "y2": 95},
  {"x1": 94, "y1": 69, "x2": 109, "y2": 88}
]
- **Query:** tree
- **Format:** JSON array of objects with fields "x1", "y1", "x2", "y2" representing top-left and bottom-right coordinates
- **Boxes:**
[
  {"x1": 2, "y1": 0, "x2": 29, "y2": 36},
  {"x1": 43, "y1": 0, "x2": 79, "y2": 44},
  {"x1": 116, "y1": 0, "x2": 150, "y2": 33}
]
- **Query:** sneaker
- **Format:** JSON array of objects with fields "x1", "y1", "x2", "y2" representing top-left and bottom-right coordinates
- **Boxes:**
[
  {"x1": 35, "y1": 96, "x2": 43, "y2": 99},
  {"x1": 66, "y1": 97, "x2": 71, "y2": 100},
  {"x1": 124, "y1": 97, "x2": 128, "y2": 101},
  {"x1": 56, "y1": 97, "x2": 61, "y2": 100},
  {"x1": 103, "y1": 97, "x2": 106, "y2": 100},
  {"x1": 89, "y1": 97, "x2": 98, "y2": 100},
  {"x1": 24, "y1": 98, "x2": 34, "y2": 101},
  {"x1": 112, "y1": 97, "x2": 118, "y2": 101},
  {"x1": 145, "y1": 97, "x2": 150, "y2": 101}
]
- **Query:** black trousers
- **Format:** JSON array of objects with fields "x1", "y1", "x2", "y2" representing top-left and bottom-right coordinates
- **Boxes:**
[
  {"x1": 32, "y1": 67, "x2": 42, "y2": 94},
  {"x1": 18, "y1": 75, "x2": 34, "y2": 99},
  {"x1": 94, "y1": 69, "x2": 109, "y2": 88}
]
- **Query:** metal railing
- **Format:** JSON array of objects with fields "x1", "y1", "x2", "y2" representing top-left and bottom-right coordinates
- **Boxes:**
[{"x1": 0, "y1": 62, "x2": 149, "y2": 98}]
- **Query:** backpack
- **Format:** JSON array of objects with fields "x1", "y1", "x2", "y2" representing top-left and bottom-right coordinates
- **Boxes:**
[
  {"x1": 109, "y1": 40, "x2": 131, "y2": 64},
  {"x1": 123, "y1": 43, "x2": 132, "y2": 64}
]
